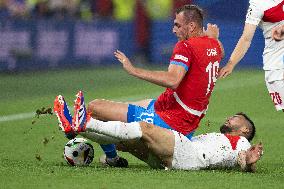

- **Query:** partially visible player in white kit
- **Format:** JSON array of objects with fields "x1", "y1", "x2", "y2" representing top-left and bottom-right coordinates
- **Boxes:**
[
  {"x1": 54, "y1": 91, "x2": 263, "y2": 172},
  {"x1": 219, "y1": 0, "x2": 284, "y2": 111}
]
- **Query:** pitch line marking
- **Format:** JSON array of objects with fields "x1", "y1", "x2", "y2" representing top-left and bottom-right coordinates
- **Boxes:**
[{"x1": 0, "y1": 112, "x2": 35, "y2": 123}]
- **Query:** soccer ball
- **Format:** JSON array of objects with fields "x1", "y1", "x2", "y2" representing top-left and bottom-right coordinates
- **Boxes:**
[{"x1": 63, "y1": 138, "x2": 94, "y2": 166}]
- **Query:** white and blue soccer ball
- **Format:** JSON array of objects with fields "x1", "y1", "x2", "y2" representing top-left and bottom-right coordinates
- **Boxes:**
[{"x1": 64, "y1": 138, "x2": 94, "y2": 166}]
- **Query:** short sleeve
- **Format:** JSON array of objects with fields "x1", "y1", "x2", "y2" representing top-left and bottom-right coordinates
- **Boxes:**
[
  {"x1": 245, "y1": 0, "x2": 264, "y2": 26},
  {"x1": 170, "y1": 41, "x2": 192, "y2": 71}
]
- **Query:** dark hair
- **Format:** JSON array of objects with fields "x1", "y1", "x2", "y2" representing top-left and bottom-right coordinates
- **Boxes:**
[
  {"x1": 236, "y1": 112, "x2": 256, "y2": 141},
  {"x1": 176, "y1": 4, "x2": 204, "y2": 28}
]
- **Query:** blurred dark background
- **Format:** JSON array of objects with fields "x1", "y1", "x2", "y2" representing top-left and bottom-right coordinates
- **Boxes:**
[{"x1": 0, "y1": 0, "x2": 264, "y2": 72}]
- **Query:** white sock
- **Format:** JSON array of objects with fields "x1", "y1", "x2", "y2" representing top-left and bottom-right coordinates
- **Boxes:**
[
  {"x1": 79, "y1": 132, "x2": 120, "y2": 145},
  {"x1": 85, "y1": 118, "x2": 142, "y2": 140}
]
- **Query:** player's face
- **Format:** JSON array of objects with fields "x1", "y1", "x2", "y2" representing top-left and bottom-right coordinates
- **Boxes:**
[
  {"x1": 173, "y1": 12, "x2": 190, "y2": 41},
  {"x1": 220, "y1": 115, "x2": 247, "y2": 133}
]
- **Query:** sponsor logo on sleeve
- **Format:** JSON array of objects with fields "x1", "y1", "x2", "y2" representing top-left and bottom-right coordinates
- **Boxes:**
[{"x1": 174, "y1": 54, "x2": 188, "y2": 62}]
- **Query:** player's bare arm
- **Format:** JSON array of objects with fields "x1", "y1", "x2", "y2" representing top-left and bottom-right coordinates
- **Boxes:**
[
  {"x1": 114, "y1": 50, "x2": 186, "y2": 89},
  {"x1": 218, "y1": 23, "x2": 257, "y2": 78},
  {"x1": 237, "y1": 142, "x2": 263, "y2": 172},
  {"x1": 271, "y1": 24, "x2": 284, "y2": 41}
]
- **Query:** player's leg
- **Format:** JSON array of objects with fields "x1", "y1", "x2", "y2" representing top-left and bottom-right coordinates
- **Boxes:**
[
  {"x1": 138, "y1": 122, "x2": 175, "y2": 168},
  {"x1": 53, "y1": 96, "x2": 126, "y2": 166},
  {"x1": 74, "y1": 95, "x2": 175, "y2": 168},
  {"x1": 116, "y1": 140, "x2": 151, "y2": 163},
  {"x1": 79, "y1": 132, "x2": 120, "y2": 144},
  {"x1": 74, "y1": 91, "x2": 128, "y2": 167},
  {"x1": 53, "y1": 94, "x2": 121, "y2": 144},
  {"x1": 265, "y1": 77, "x2": 284, "y2": 111},
  {"x1": 87, "y1": 99, "x2": 129, "y2": 122},
  {"x1": 87, "y1": 98, "x2": 131, "y2": 165},
  {"x1": 80, "y1": 132, "x2": 126, "y2": 166},
  {"x1": 78, "y1": 120, "x2": 153, "y2": 166},
  {"x1": 87, "y1": 98, "x2": 153, "y2": 122},
  {"x1": 88, "y1": 98, "x2": 155, "y2": 163},
  {"x1": 74, "y1": 115, "x2": 175, "y2": 168},
  {"x1": 87, "y1": 96, "x2": 166, "y2": 165}
]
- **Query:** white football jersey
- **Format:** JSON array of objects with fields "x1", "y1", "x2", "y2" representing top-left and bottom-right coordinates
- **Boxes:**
[
  {"x1": 191, "y1": 133, "x2": 251, "y2": 169},
  {"x1": 171, "y1": 132, "x2": 251, "y2": 170},
  {"x1": 245, "y1": 0, "x2": 284, "y2": 71}
]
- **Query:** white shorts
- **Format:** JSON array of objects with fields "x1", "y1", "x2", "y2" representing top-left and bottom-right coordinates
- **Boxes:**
[
  {"x1": 265, "y1": 70, "x2": 284, "y2": 111},
  {"x1": 171, "y1": 131, "x2": 206, "y2": 170}
]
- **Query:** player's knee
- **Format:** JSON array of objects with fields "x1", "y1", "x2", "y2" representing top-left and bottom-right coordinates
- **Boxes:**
[
  {"x1": 87, "y1": 99, "x2": 105, "y2": 114},
  {"x1": 87, "y1": 100, "x2": 96, "y2": 113},
  {"x1": 139, "y1": 121, "x2": 155, "y2": 138}
]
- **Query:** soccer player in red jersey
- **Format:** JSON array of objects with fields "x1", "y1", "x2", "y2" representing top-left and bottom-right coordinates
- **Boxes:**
[
  {"x1": 87, "y1": 5, "x2": 224, "y2": 165},
  {"x1": 89, "y1": 4, "x2": 224, "y2": 137}
]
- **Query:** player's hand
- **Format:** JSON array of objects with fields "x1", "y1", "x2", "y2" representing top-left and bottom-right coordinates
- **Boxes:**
[
  {"x1": 114, "y1": 50, "x2": 135, "y2": 74},
  {"x1": 218, "y1": 63, "x2": 235, "y2": 79},
  {"x1": 246, "y1": 142, "x2": 263, "y2": 165},
  {"x1": 271, "y1": 25, "x2": 284, "y2": 41},
  {"x1": 204, "y1": 23, "x2": 219, "y2": 39},
  {"x1": 237, "y1": 142, "x2": 263, "y2": 172}
]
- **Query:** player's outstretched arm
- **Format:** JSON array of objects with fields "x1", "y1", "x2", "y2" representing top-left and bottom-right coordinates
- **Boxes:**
[
  {"x1": 218, "y1": 23, "x2": 257, "y2": 79},
  {"x1": 271, "y1": 24, "x2": 284, "y2": 41},
  {"x1": 114, "y1": 50, "x2": 186, "y2": 89},
  {"x1": 237, "y1": 142, "x2": 263, "y2": 172}
]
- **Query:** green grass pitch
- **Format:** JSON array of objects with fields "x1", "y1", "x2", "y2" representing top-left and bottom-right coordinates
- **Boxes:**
[{"x1": 0, "y1": 67, "x2": 283, "y2": 189}]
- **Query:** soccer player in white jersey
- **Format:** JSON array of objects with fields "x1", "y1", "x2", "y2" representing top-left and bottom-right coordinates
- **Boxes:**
[
  {"x1": 219, "y1": 0, "x2": 284, "y2": 111},
  {"x1": 54, "y1": 91, "x2": 263, "y2": 172}
]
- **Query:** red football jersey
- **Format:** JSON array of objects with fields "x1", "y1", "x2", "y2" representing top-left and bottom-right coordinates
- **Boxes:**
[{"x1": 154, "y1": 36, "x2": 223, "y2": 135}]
